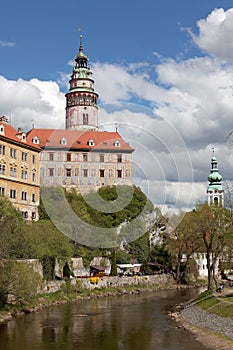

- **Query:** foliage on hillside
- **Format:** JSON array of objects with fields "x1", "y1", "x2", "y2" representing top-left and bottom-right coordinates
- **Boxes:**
[
  {"x1": 65, "y1": 185, "x2": 154, "y2": 228},
  {"x1": 0, "y1": 186, "x2": 172, "y2": 280}
]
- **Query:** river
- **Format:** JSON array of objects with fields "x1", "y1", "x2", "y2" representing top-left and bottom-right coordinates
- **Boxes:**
[{"x1": 0, "y1": 288, "x2": 209, "y2": 350}]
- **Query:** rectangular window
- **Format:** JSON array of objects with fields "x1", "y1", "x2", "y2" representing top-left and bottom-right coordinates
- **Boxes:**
[
  {"x1": 0, "y1": 145, "x2": 6, "y2": 155},
  {"x1": 32, "y1": 172, "x2": 36, "y2": 182},
  {"x1": 22, "y1": 211, "x2": 28, "y2": 219},
  {"x1": 66, "y1": 169, "x2": 71, "y2": 177},
  {"x1": 99, "y1": 154, "x2": 104, "y2": 162},
  {"x1": 83, "y1": 153, "x2": 88, "y2": 162},
  {"x1": 32, "y1": 154, "x2": 36, "y2": 164},
  {"x1": 0, "y1": 165, "x2": 6, "y2": 175},
  {"x1": 10, "y1": 167, "x2": 17, "y2": 177},
  {"x1": 83, "y1": 169, "x2": 88, "y2": 177},
  {"x1": 100, "y1": 169, "x2": 105, "y2": 177},
  {"x1": 21, "y1": 191, "x2": 27, "y2": 200},
  {"x1": 10, "y1": 189, "x2": 16, "y2": 199},
  {"x1": 32, "y1": 212, "x2": 36, "y2": 220},
  {"x1": 21, "y1": 170, "x2": 28, "y2": 179},
  {"x1": 83, "y1": 114, "x2": 89, "y2": 125},
  {"x1": 49, "y1": 153, "x2": 54, "y2": 161},
  {"x1": 66, "y1": 153, "x2": 72, "y2": 162},
  {"x1": 10, "y1": 148, "x2": 17, "y2": 159},
  {"x1": 22, "y1": 152, "x2": 28, "y2": 161},
  {"x1": 0, "y1": 187, "x2": 5, "y2": 196},
  {"x1": 117, "y1": 154, "x2": 122, "y2": 163},
  {"x1": 49, "y1": 168, "x2": 54, "y2": 176},
  {"x1": 117, "y1": 170, "x2": 122, "y2": 178},
  {"x1": 32, "y1": 193, "x2": 36, "y2": 202}
]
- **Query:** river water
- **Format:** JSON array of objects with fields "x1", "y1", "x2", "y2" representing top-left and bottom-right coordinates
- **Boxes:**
[{"x1": 0, "y1": 289, "x2": 209, "y2": 350}]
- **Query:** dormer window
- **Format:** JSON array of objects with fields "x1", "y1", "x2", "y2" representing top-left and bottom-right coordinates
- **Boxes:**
[
  {"x1": 0, "y1": 124, "x2": 4, "y2": 135},
  {"x1": 60, "y1": 137, "x2": 67, "y2": 145},
  {"x1": 88, "y1": 139, "x2": 95, "y2": 146},
  {"x1": 0, "y1": 124, "x2": 5, "y2": 135},
  {"x1": 32, "y1": 136, "x2": 40, "y2": 144},
  {"x1": 22, "y1": 133, "x2": 26, "y2": 142},
  {"x1": 16, "y1": 130, "x2": 27, "y2": 142},
  {"x1": 114, "y1": 140, "x2": 121, "y2": 147}
]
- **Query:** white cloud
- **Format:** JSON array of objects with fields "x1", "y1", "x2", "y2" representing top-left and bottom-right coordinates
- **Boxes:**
[
  {"x1": 0, "y1": 40, "x2": 15, "y2": 47},
  {"x1": 0, "y1": 7, "x2": 233, "y2": 210},
  {"x1": 190, "y1": 8, "x2": 233, "y2": 61},
  {"x1": 0, "y1": 76, "x2": 65, "y2": 130}
]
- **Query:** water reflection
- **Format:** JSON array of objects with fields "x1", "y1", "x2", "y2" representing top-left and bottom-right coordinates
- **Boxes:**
[{"x1": 0, "y1": 289, "x2": 209, "y2": 350}]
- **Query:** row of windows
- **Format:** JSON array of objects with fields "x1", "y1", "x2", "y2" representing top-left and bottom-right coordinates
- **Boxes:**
[
  {"x1": 47, "y1": 168, "x2": 129, "y2": 178},
  {"x1": 22, "y1": 211, "x2": 36, "y2": 220},
  {"x1": 0, "y1": 144, "x2": 36, "y2": 163},
  {"x1": 0, "y1": 165, "x2": 36, "y2": 181},
  {"x1": 47, "y1": 152, "x2": 123, "y2": 163},
  {"x1": 0, "y1": 187, "x2": 36, "y2": 202}
]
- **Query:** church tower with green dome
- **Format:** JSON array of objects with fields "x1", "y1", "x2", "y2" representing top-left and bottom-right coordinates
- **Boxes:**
[
  {"x1": 207, "y1": 151, "x2": 224, "y2": 206},
  {"x1": 65, "y1": 34, "x2": 99, "y2": 131}
]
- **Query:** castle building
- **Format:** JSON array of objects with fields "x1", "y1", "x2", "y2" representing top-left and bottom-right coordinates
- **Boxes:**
[
  {"x1": 0, "y1": 116, "x2": 41, "y2": 220},
  {"x1": 207, "y1": 152, "x2": 224, "y2": 206},
  {"x1": 27, "y1": 35, "x2": 134, "y2": 194}
]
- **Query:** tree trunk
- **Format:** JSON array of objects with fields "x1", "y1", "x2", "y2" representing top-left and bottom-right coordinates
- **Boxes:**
[
  {"x1": 206, "y1": 252, "x2": 214, "y2": 290},
  {"x1": 176, "y1": 253, "x2": 182, "y2": 283}
]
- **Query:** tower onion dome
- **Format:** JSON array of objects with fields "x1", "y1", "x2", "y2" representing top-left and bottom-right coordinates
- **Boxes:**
[
  {"x1": 207, "y1": 156, "x2": 223, "y2": 191},
  {"x1": 75, "y1": 34, "x2": 88, "y2": 66}
]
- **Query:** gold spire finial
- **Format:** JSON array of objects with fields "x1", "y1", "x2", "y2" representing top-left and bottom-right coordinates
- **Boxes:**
[{"x1": 78, "y1": 28, "x2": 83, "y2": 50}]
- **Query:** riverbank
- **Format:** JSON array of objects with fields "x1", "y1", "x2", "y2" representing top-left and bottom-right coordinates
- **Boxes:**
[
  {"x1": 173, "y1": 288, "x2": 233, "y2": 350},
  {"x1": 0, "y1": 275, "x2": 191, "y2": 324}
]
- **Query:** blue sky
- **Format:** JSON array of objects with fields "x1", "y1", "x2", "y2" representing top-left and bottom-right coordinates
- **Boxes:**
[
  {"x1": 1, "y1": 0, "x2": 233, "y2": 211},
  {"x1": 0, "y1": 0, "x2": 231, "y2": 81}
]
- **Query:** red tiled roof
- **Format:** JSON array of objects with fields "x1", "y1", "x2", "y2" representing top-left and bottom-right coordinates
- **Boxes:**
[
  {"x1": 0, "y1": 121, "x2": 41, "y2": 150},
  {"x1": 26, "y1": 128, "x2": 134, "y2": 152}
]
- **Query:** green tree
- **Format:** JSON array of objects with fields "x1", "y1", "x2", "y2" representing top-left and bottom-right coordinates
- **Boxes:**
[
  {"x1": 168, "y1": 210, "x2": 202, "y2": 284},
  {"x1": 0, "y1": 261, "x2": 41, "y2": 306},
  {"x1": 196, "y1": 203, "x2": 233, "y2": 290},
  {"x1": 0, "y1": 197, "x2": 33, "y2": 259},
  {"x1": 110, "y1": 249, "x2": 117, "y2": 276}
]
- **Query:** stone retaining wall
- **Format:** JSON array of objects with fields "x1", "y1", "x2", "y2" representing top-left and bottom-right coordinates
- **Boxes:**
[
  {"x1": 78, "y1": 273, "x2": 173, "y2": 290},
  {"x1": 41, "y1": 274, "x2": 173, "y2": 294}
]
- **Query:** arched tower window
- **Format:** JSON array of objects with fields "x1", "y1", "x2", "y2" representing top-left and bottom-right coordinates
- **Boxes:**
[{"x1": 83, "y1": 114, "x2": 89, "y2": 125}]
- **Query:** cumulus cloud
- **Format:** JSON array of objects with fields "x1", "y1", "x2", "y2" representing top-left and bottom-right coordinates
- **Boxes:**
[
  {"x1": 1, "y1": 7, "x2": 233, "y2": 209},
  {"x1": 190, "y1": 8, "x2": 233, "y2": 61},
  {"x1": 0, "y1": 76, "x2": 65, "y2": 130}
]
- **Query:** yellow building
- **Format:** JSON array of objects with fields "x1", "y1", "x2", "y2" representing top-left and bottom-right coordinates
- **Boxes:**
[{"x1": 0, "y1": 116, "x2": 41, "y2": 221}]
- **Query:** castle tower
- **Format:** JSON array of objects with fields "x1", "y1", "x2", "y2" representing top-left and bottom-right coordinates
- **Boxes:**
[
  {"x1": 65, "y1": 35, "x2": 99, "y2": 131},
  {"x1": 207, "y1": 151, "x2": 224, "y2": 206}
]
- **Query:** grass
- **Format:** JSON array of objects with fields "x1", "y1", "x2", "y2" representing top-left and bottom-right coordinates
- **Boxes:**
[{"x1": 195, "y1": 290, "x2": 233, "y2": 319}]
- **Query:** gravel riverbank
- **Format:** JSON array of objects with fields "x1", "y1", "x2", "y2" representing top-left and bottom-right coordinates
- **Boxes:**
[
  {"x1": 175, "y1": 302, "x2": 233, "y2": 350},
  {"x1": 182, "y1": 305, "x2": 233, "y2": 340}
]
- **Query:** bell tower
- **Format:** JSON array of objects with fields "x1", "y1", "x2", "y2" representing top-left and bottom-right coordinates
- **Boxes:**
[
  {"x1": 65, "y1": 34, "x2": 99, "y2": 131},
  {"x1": 207, "y1": 150, "x2": 224, "y2": 206}
]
